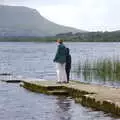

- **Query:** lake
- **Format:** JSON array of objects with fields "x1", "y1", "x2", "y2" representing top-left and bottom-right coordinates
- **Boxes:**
[
  {"x1": 0, "y1": 42, "x2": 120, "y2": 120},
  {"x1": 1, "y1": 42, "x2": 120, "y2": 80}
]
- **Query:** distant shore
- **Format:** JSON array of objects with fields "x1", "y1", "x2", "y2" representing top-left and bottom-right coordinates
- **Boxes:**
[
  {"x1": 1, "y1": 31, "x2": 120, "y2": 42},
  {"x1": 0, "y1": 36, "x2": 120, "y2": 42}
]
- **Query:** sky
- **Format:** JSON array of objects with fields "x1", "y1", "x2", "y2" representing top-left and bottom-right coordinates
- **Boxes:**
[{"x1": 1, "y1": 0, "x2": 120, "y2": 31}]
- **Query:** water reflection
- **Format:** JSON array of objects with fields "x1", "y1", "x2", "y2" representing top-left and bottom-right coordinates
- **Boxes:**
[
  {"x1": 55, "y1": 96, "x2": 71, "y2": 120},
  {"x1": 0, "y1": 81, "x2": 118, "y2": 120}
]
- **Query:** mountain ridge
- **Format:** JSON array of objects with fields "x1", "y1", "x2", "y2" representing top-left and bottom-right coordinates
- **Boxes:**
[{"x1": 0, "y1": 5, "x2": 85, "y2": 37}]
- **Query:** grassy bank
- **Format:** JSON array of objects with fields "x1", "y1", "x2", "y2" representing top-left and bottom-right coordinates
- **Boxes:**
[{"x1": 0, "y1": 37, "x2": 58, "y2": 42}]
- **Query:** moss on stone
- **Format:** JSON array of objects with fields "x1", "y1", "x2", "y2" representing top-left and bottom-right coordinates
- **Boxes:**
[{"x1": 21, "y1": 80, "x2": 120, "y2": 117}]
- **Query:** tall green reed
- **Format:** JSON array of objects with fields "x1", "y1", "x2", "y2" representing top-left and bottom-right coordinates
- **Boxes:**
[{"x1": 73, "y1": 57, "x2": 120, "y2": 82}]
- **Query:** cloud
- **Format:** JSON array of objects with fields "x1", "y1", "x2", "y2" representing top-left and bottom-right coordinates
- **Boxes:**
[
  {"x1": 2, "y1": 0, "x2": 75, "y2": 6},
  {"x1": 37, "y1": 0, "x2": 109, "y2": 31}
]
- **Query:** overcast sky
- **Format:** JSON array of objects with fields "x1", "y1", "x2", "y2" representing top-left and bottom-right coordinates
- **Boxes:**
[{"x1": 1, "y1": 0, "x2": 120, "y2": 31}]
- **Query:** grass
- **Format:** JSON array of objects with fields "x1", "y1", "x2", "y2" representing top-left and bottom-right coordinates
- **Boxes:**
[{"x1": 73, "y1": 57, "x2": 120, "y2": 83}]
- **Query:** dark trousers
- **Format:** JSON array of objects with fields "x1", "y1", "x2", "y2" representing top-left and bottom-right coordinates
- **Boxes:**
[{"x1": 66, "y1": 68, "x2": 70, "y2": 83}]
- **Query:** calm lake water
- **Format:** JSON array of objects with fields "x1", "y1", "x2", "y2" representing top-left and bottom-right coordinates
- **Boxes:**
[
  {"x1": 0, "y1": 42, "x2": 120, "y2": 120},
  {"x1": 1, "y1": 42, "x2": 120, "y2": 80}
]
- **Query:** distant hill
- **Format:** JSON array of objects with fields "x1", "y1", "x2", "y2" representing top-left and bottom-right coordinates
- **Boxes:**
[{"x1": 0, "y1": 5, "x2": 85, "y2": 37}]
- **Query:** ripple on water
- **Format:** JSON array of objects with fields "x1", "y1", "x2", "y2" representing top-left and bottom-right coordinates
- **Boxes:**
[{"x1": 0, "y1": 83, "x2": 119, "y2": 120}]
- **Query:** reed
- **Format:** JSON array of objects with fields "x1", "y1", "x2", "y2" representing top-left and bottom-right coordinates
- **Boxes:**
[{"x1": 73, "y1": 57, "x2": 120, "y2": 83}]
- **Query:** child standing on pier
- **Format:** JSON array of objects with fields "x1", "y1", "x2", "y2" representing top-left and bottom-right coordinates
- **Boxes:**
[{"x1": 65, "y1": 48, "x2": 71, "y2": 83}]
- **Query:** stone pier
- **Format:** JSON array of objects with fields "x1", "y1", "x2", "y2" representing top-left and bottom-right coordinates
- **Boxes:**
[{"x1": 21, "y1": 80, "x2": 120, "y2": 116}]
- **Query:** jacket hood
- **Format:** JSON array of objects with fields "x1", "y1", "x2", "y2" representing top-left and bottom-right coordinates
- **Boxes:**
[{"x1": 66, "y1": 48, "x2": 70, "y2": 55}]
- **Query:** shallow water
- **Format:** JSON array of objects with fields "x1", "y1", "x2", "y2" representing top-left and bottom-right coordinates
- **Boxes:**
[{"x1": 0, "y1": 82, "x2": 119, "y2": 120}]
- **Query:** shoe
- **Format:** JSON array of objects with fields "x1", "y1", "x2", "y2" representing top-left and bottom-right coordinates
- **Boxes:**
[
  {"x1": 56, "y1": 81, "x2": 61, "y2": 84},
  {"x1": 62, "y1": 81, "x2": 67, "y2": 84}
]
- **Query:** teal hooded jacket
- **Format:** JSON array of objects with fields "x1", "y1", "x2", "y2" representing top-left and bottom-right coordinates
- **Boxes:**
[{"x1": 53, "y1": 44, "x2": 66, "y2": 64}]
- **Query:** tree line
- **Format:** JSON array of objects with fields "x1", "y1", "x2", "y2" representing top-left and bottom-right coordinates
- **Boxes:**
[{"x1": 0, "y1": 31, "x2": 120, "y2": 42}]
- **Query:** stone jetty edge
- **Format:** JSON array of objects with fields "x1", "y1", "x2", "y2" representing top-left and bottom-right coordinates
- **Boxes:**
[{"x1": 20, "y1": 80, "x2": 120, "y2": 117}]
